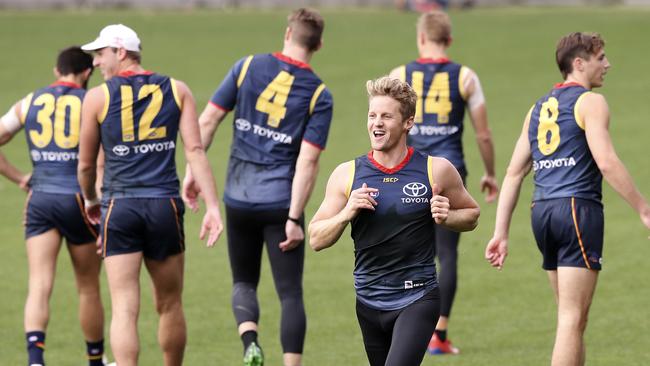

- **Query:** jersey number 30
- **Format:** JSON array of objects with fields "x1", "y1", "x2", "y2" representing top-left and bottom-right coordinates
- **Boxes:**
[
  {"x1": 537, "y1": 97, "x2": 560, "y2": 155},
  {"x1": 30, "y1": 93, "x2": 81, "y2": 149},
  {"x1": 255, "y1": 71, "x2": 295, "y2": 128}
]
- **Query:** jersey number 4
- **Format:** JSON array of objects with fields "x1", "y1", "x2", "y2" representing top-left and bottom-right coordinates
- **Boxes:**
[
  {"x1": 120, "y1": 84, "x2": 167, "y2": 142},
  {"x1": 411, "y1": 71, "x2": 452, "y2": 124},
  {"x1": 255, "y1": 71, "x2": 295, "y2": 128},
  {"x1": 537, "y1": 96, "x2": 560, "y2": 155},
  {"x1": 30, "y1": 93, "x2": 81, "y2": 149}
]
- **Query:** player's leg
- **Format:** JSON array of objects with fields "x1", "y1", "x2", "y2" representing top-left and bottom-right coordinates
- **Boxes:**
[
  {"x1": 101, "y1": 198, "x2": 146, "y2": 366},
  {"x1": 549, "y1": 198, "x2": 603, "y2": 366},
  {"x1": 551, "y1": 267, "x2": 597, "y2": 366},
  {"x1": 226, "y1": 205, "x2": 265, "y2": 361},
  {"x1": 264, "y1": 211, "x2": 305, "y2": 366},
  {"x1": 24, "y1": 228, "x2": 62, "y2": 365},
  {"x1": 138, "y1": 197, "x2": 187, "y2": 366},
  {"x1": 145, "y1": 253, "x2": 186, "y2": 366},
  {"x1": 68, "y1": 242, "x2": 105, "y2": 365},
  {"x1": 62, "y1": 193, "x2": 106, "y2": 365},
  {"x1": 104, "y1": 252, "x2": 143, "y2": 366},
  {"x1": 547, "y1": 270, "x2": 559, "y2": 304},
  {"x1": 356, "y1": 299, "x2": 393, "y2": 366},
  {"x1": 429, "y1": 226, "x2": 460, "y2": 355},
  {"x1": 387, "y1": 289, "x2": 440, "y2": 366}
]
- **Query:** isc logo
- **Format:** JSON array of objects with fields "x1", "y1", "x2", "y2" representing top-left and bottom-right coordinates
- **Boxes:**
[{"x1": 383, "y1": 177, "x2": 399, "y2": 183}]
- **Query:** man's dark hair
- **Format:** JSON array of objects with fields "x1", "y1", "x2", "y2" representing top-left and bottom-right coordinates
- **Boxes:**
[
  {"x1": 56, "y1": 46, "x2": 93, "y2": 76},
  {"x1": 556, "y1": 32, "x2": 605, "y2": 79}
]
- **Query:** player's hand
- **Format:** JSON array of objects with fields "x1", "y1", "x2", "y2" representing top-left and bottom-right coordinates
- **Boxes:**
[
  {"x1": 480, "y1": 174, "x2": 499, "y2": 203},
  {"x1": 279, "y1": 219, "x2": 304, "y2": 252},
  {"x1": 485, "y1": 235, "x2": 508, "y2": 270},
  {"x1": 19, "y1": 173, "x2": 31, "y2": 192},
  {"x1": 342, "y1": 183, "x2": 378, "y2": 221},
  {"x1": 430, "y1": 184, "x2": 450, "y2": 225},
  {"x1": 182, "y1": 172, "x2": 201, "y2": 213},
  {"x1": 85, "y1": 203, "x2": 101, "y2": 225},
  {"x1": 199, "y1": 207, "x2": 223, "y2": 247},
  {"x1": 640, "y1": 205, "x2": 650, "y2": 239}
]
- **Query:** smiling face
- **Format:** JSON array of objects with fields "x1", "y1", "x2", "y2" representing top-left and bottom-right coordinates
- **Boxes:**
[
  {"x1": 92, "y1": 47, "x2": 121, "y2": 80},
  {"x1": 367, "y1": 95, "x2": 413, "y2": 152}
]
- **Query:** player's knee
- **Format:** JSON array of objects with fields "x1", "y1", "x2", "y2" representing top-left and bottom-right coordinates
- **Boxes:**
[
  {"x1": 232, "y1": 282, "x2": 259, "y2": 324},
  {"x1": 28, "y1": 281, "x2": 54, "y2": 299},
  {"x1": 154, "y1": 295, "x2": 182, "y2": 315},
  {"x1": 558, "y1": 309, "x2": 590, "y2": 332}
]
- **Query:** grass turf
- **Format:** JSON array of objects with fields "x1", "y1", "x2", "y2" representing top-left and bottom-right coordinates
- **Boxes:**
[{"x1": 0, "y1": 6, "x2": 649, "y2": 365}]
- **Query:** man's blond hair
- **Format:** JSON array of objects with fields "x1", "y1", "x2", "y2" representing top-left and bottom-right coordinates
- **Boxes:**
[
  {"x1": 366, "y1": 77, "x2": 417, "y2": 121},
  {"x1": 417, "y1": 10, "x2": 452, "y2": 46}
]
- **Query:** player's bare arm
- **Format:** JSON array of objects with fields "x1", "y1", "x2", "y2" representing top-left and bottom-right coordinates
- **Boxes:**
[
  {"x1": 78, "y1": 86, "x2": 104, "y2": 224},
  {"x1": 485, "y1": 111, "x2": 533, "y2": 269},
  {"x1": 176, "y1": 79, "x2": 224, "y2": 247},
  {"x1": 181, "y1": 102, "x2": 228, "y2": 211},
  {"x1": 0, "y1": 100, "x2": 31, "y2": 191},
  {"x1": 429, "y1": 157, "x2": 480, "y2": 231},
  {"x1": 308, "y1": 161, "x2": 378, "y2": 251},
  {"x1": 0, "y1": 102, "x2": 31, "y2": 189},
  {"x1": 279, "y1": 142, "x2": 321, "y2": 252},
  {"x1": 463, "y1": 68, "x2": 499, "y2": 202},
  {"x1": 581, "y1": 92, "x2": 650, "y2": 229}
]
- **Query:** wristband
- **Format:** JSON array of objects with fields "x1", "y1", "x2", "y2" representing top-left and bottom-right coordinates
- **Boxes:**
[
  {"x1": 287, "y1": 216, "x2": 301, "y2": 225},
  {"x1": 84, "y1": 197, "x2": 100, "y2": 208}
]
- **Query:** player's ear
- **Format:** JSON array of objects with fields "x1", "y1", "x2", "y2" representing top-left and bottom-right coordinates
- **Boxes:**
[
  {"x1": 53, "y1": 67, "x2": 61, "y2": 79},
  {"x1": 417, "y1": 31, "x2": 426, "y2": 47},
  {"x1": 284, "y1": 26, "x2": 292, "y2": 42},
  {"x1": 117, "y1": 47, "x2": 128, "y2": 61},
  {"x1": 404, "y1": 115, "x2": 414, "y2": 131},
  {"x1": 83, "y1": 68, "x2": 93, "y2": 82},
  {"x1": 573, "y1": 57, "x2": 584, "y2": 73}
]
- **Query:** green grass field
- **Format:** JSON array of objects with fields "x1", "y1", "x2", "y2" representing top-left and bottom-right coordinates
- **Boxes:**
[{"x1": 1, "y1": 6, "x2": 649, "y2": 365}]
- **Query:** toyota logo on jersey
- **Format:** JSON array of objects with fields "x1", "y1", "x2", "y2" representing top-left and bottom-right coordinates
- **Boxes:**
[
  {"x1": 235, "y1": 118, "x2": 251, "y2": 131},
  {"x1": 402, "y1": 182, "x2": 428, "y2": 197},
  {"x1": 112, "y1": 145, "x2": 130, "y2": 156}
]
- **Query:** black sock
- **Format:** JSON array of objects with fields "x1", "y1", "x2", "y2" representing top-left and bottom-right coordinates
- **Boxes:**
[
  {"x1": 241, "y1": 330, "x2": 258, "y2": 351},
  {"x1": 26, "y1": 331, "x2": 46, "y2": 365},
  {"x1": 435, "y1": 329, "x2": 447, "y2": 342},
  {"x1": 86, "y1": 339, "x2": 104, "y2": 366}
]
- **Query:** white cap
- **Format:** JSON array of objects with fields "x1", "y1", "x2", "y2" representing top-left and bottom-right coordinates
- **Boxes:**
[{"x1": 81, "y1": 24, "x2": 141, "y2": 52}]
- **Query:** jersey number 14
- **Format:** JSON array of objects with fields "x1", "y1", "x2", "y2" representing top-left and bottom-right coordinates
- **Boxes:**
[{"x1": 411, "y1": 71, "x2": 452, "y2": 124}]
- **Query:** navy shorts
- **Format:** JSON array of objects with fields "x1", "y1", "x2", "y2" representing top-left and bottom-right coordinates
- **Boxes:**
[
  {"x1": 24, "y1": 191, "x2": 98, "y2": 244},
  {"x1": 100, "y1": 197, "x2": 185, "y2": 260},
  {"x1": 531, "y1": 197, "x2": 603, "y2": 271}
]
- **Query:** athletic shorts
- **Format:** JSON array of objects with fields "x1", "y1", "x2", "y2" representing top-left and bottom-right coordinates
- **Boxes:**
[
  {"x1": 24, "y1": 191, "x2": 98, "y2": 244},
  {"x1": 531, "y1": 197, "x2": 603, "y2": 271},
  {"x1": 356, "y1": 288, "x2": 440, "y2": 366},
  {"x1": 100, "y1": 197, "x2": 185, "y2": 259}
]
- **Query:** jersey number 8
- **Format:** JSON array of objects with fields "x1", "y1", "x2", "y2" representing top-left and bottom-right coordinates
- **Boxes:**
[{"x1": 537, "y1": 97, "x2": 560, "y2": 156}]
